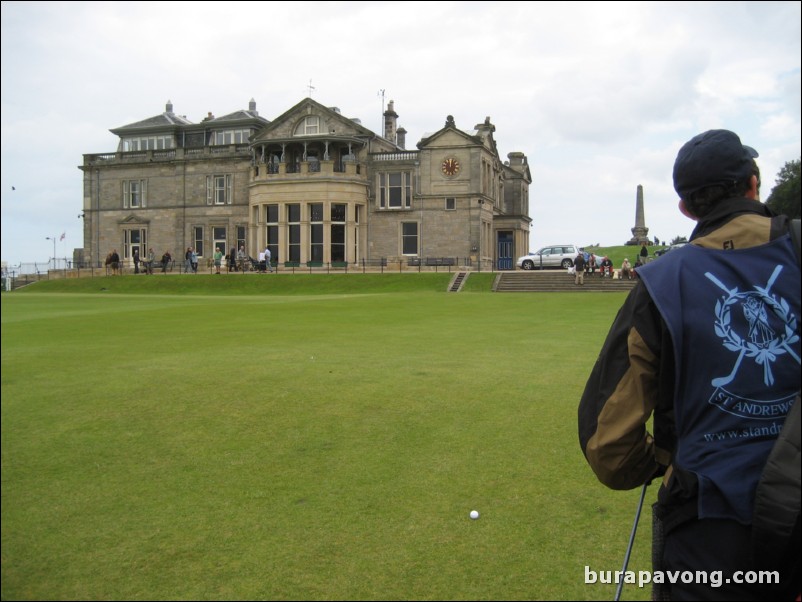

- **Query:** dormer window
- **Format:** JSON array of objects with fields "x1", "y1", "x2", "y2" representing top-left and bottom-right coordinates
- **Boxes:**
[
  {"x1": 294, "y1": 116, "x2": 320, "y2": 136},
  {"x1": 123, "y1": 135, "x2": 173, "y2": 151},
  {"x1": 213, "y1": 129, "x2": 251, "y2": 145}
]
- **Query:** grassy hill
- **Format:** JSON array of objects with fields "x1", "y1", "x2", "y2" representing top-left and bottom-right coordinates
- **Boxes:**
[{"x1": 586, "y1": 244, "x2": 668, "y2": 268}]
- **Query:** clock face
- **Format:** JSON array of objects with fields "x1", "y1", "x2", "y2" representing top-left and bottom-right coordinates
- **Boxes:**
[{"x1": 441, "y1": 157, "x2": 460, "y2": 177}]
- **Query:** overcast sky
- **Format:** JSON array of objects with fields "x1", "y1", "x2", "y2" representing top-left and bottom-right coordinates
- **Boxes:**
[{"x1": 1, "y1": 0, "x2": 800, "y2": 267}]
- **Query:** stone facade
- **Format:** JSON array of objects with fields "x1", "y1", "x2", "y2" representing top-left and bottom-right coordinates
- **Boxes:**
[{"x1": 79, "y1": 98, "x2": 532, "y2": 270}]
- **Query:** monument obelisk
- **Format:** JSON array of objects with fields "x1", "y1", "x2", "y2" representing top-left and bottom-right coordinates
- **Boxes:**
[{"x1": 627, "y1": 184, "x2": 650, "y2": 245}]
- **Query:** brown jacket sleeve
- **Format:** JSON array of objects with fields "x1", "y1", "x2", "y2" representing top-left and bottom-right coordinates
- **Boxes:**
[{"x1": 578, "y1": 281, "x2": 674, "y2": 489}]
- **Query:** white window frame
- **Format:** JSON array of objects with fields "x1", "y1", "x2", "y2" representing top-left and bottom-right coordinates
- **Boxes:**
[
  {"x1": 123, "y1": 136, "x2": 174, "y2": 151},
  {"x1": 294, "y1": 116, "x2": 320, "y2": 136},
  {"x1": 123, "y1": 179, "x2": 147, "y2": 208},
  {"x1": 401, "y1": 222, "x2": 419, "y2": 256},
  {"x1": 206, "y1": 174, "x2": 233, "y2": 205},
  {"x1": 379, "y1": 171, "x2": 413, "y2": 209},
  {"x1": 213, "y1": 129, "x2": 250, "y2": 145}
]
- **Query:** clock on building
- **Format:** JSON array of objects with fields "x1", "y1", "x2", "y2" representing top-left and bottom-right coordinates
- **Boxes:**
[{"x1": 441, "y1": 157, "x2": 460, "y2": 177}]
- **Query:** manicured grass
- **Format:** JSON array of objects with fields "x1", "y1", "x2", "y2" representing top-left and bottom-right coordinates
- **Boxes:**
[{"x1": 2, "y1": 277, "x2": 656, "y2": 600}]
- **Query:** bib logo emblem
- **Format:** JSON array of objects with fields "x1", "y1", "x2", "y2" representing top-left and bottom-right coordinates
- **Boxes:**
[{"x1": 706, "y1": 265, "x2": 800, "y2": 389}]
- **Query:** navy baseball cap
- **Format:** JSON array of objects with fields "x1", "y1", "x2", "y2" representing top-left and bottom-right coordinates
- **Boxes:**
[{"x1": 673, "y1": 129, "x2": 758, "y2": 198}]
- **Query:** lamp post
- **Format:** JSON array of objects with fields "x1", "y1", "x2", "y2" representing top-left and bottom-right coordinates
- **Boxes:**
[{"x1": 46, "y1": 236, "x2": 56, "y2": 268}]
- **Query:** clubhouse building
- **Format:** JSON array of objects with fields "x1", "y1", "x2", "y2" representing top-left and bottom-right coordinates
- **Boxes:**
[{"x1": 78, "y1": 98, "x2": 532, "y2": 270}]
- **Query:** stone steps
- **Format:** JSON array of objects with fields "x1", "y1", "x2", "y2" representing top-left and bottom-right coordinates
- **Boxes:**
[{"x1": 494, "y1": 271, "x2": 637, "y2": 293}]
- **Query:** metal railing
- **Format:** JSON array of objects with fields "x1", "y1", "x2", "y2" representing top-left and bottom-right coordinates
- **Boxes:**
[{"x1": 1, "y1": 256, "x2": 514, "y2": 290}]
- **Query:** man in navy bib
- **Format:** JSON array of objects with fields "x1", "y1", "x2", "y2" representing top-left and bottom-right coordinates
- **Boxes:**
[{"x1": 578, "y1": 130, "x2": 800, "y2": 600}]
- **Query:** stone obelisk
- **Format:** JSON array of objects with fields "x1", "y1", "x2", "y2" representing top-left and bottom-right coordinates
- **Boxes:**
[{"x1": 627, "y1": 184, "x2": 650, "y2": 245}]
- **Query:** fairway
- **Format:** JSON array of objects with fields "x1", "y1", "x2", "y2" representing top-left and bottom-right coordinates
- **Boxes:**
[{"x1": 1, "y1": 281, "x2": 657, "y2": 600}]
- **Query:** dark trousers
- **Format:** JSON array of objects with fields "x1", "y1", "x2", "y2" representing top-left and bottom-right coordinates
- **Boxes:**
[{"x1": 662, "y1": 518, "x2": 800, "y2": 601}]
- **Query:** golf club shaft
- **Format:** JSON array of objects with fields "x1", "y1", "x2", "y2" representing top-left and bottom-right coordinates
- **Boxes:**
[{"x1": 614, "y1": 483, "x2": 648, "y2": 601}]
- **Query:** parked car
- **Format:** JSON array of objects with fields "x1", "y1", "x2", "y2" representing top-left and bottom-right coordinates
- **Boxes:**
[
  {"x1": 516, "y1": 245, "x2": 580, "y2": 270},
  {"x1": 654, "y1": 242, "x2": 688, "y2": 257}
]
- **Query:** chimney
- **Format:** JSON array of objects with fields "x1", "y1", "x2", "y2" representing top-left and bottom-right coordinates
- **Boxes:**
[
  {"x1": 383, "y1": 100, "x2": 398, "y2": 143},
  {"x1": 249, "y1": 98, "x2": 257, "y2": 115},
  {"x1": 507, "y1": 152, "x2": 525, "y2": 166},
  {"x1": 166, "y1": 100, "x2": 173, "y2": 113},
  {"x1": 396, "y1": 127, "x2": 407, "y2": 150}
]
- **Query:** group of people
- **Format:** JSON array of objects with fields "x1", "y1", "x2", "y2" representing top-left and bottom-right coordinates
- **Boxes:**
[
  {"x1": 104, "y1": 245, "x2": 272, "y2": 275},
  {"x1": 184, "y1": 247, "x2": 198, "y2": 273},
  {"x1": 104, "y1": 248, "x2": 172, "y2": 275},
  {"x1": 104, "y1": 249, "x2": 120, "y2": 275},
  {"x1": 212, "y1": 245, "x2": 271, "y2": 275},
  {"x1": 133, "y1": 248, "x2": 159, "y2": 274},
  {"x1": 209, "y1": 245, "x2": 276, "y2": 274},
  {"x1": 579, "y1": 129, "x2": 800, "y2": 600},
  {"x1": 572, "y1": 252, "x2": 622, "y2": 285}
]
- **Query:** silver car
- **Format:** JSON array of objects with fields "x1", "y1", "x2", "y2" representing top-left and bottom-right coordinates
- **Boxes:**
[{"x1": 516, "y1": 245, "x2": 580, "y2": 270}]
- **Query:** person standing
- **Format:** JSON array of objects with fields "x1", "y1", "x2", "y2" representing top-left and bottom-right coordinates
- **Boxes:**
[
  {"x1": 578, "y1": 129, "x2": 800, "y2": 600},
  {"x1": 185, "y1": 247, "x2": 193, "y2": 273},
  {"x1": 573, "y1": 251, "x2": 586, "y2": 285},
  {"x1": 264, "y1": 245, "x2": 273, "y2": 273},
  {"x1": 144, "y1": 248, "x2": 155, "y2": 274},
  {"x1": 237, "y1": 245, "x2": 247, "y2": 272},
  {"x1": 133, "y1": 248, "x2": 140, "y2": 274},
  {"x1": 213, "y1": 247, "x2": 223, "y2": 274},
  {"x1": 110, "y1": 249, "x2": 120, "y2": 275},
  {"x1": 161, "y1": 250, "x2": 172, "y2": 273},
  {"x1": 191, "y1": 248, "x2": 198, "y2": 273}
]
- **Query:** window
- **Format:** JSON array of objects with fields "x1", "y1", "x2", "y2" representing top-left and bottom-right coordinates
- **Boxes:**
[
  {"x1": 379, "y1": 172, "x2": 412, "y2": 209},
  {"x1": 331, "y1": 204, "x2": 346, "y2": 262},
  {"x1": 288, "y1": 204, "x2": 300, "y2": 262},
  {"x1": 124, "y1": 228, "x2": 147, "y2": 261},
  {"x1": 213, "y1": 129, "x2": 251, "y2": 145},
  {"x1": 213, "y1": 226, "x2": 227, "y2": 256},
  {"x1": 123, "y1": 180, "x2": 146, "y2": 208},
  {"x1": 445, "y1": 197, "x2": 456, "y2": 210},
  {"x1": 402, "y1": 222, "x2": 418, "y2": 255},
  {"x1": 309, "y1": 203, "x2": 324, "y2": 222},
  {"x1": 206, "y1": 175, "x2": 233, "y2": 205},
  {"x1": 236, "y1": 226, "x2": 246, "y2": 255},
  {"x1": 294, "y1": 116, "x2": 320, "y2": 136},
  {"x1": 265, "y1": 207, "x2": 278, "y2": 261},
  {"x1": 194, "y1": 226, "x2": 204, "y2": 257},
  {"x1": 310, "y1": 203, "x2": 323, "y2": 262},
  {"x1": 122, "y1": 136, "x2": 173, "y2": 151}
]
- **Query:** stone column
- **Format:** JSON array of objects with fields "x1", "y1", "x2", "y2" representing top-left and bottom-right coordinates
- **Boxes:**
[{"x1": 628, "y1": 184, "x2": 650, "y2": 245}]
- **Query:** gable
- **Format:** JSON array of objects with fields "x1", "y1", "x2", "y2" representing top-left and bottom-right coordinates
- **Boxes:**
[{"x1": 251, "y1": 98, "x2": 375, "y2": 142}]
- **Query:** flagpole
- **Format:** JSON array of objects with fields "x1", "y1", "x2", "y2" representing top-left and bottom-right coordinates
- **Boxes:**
[{"x1": 46, "y1": 236, "x2": 56, "y2": 268}]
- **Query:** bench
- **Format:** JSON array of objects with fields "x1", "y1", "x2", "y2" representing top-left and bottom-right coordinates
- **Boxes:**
[
  {"x1": 408, "y1": 257, "x2": 456, "y2": 269},
  {"x1": 425, "y1": 257, "x2": 455, "y2": 267},
  {"x1": 140, "y1": 259, "x2": 175, "y2": 274},
  {"x1": 358, "y1": 258, "x2": 387, "y2": 272}
]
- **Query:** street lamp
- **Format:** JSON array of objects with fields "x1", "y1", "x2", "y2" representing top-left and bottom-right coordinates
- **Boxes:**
[{"x1": 46, "y1": 236, "x2": 56, "y2": 267}]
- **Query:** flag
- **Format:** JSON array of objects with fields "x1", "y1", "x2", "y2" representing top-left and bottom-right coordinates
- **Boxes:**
[{"x1": 60, "y1": 232, "x2": 65, "y2": 241}]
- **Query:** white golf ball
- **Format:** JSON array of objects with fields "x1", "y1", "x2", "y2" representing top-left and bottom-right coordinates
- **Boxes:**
[{"x1": 470, "y1": 510, "x2": 480, "y2": 520}]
